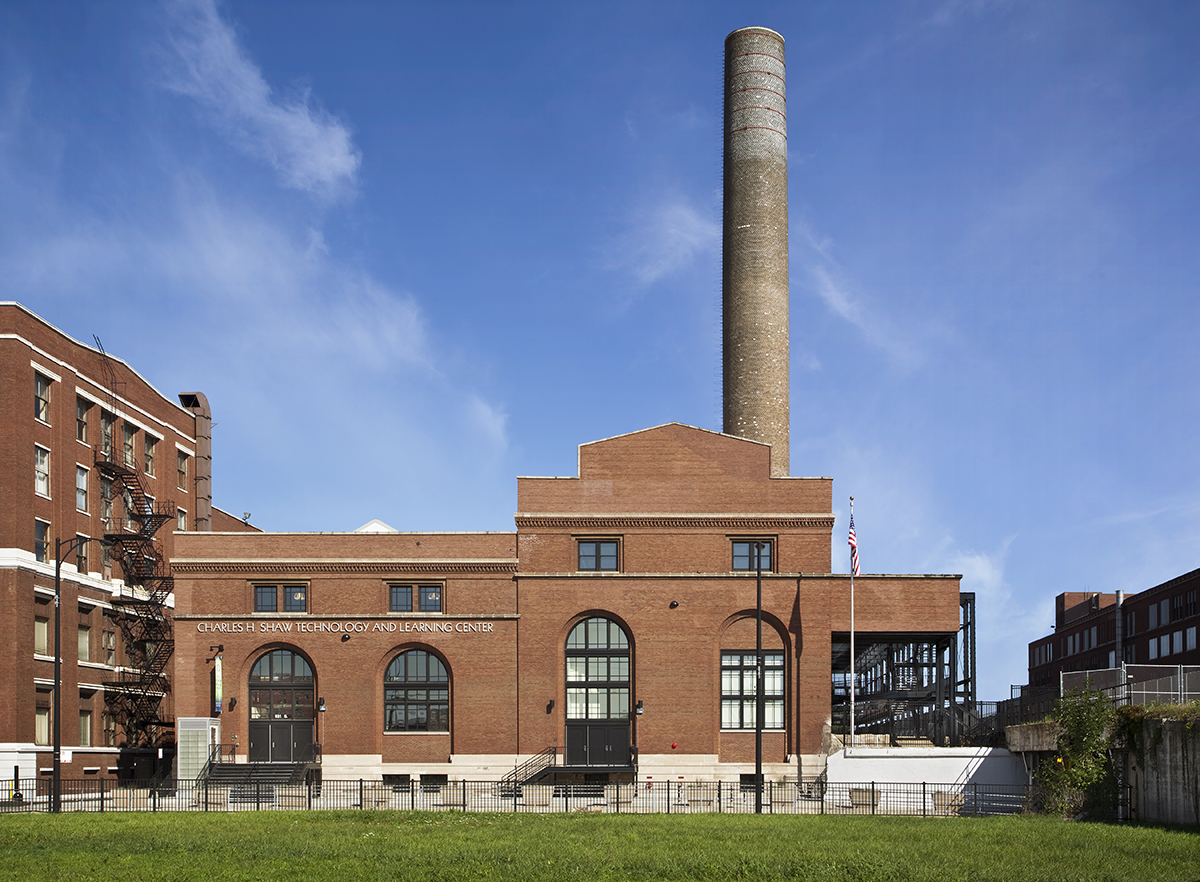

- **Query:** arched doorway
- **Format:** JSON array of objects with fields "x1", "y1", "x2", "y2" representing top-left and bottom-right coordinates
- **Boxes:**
[
  {"x1": 564, "y1": 616, "x2": 631, "y2": 767},
  {"x1": 247, "y1": 649, "x2": 316, "y2": 762}
]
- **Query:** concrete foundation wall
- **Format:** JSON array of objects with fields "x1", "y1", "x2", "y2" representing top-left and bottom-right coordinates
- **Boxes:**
[{"x1": 826, "y1": 747, "x2": 1027, "y2": 787}]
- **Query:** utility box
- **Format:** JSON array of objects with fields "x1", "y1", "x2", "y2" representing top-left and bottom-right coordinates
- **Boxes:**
[{"x1": 177, "y1": 717, "x2": 221, "y2": 781}]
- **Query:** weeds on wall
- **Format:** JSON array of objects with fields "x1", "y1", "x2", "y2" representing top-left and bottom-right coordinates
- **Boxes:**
[{"x1": 1035, "y1": 685, "x2": 1117, "y2": 819}]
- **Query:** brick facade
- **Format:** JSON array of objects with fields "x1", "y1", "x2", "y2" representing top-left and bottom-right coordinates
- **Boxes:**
[{"x1": 173, "y1": 423, "x2": 962, "y2": 781}]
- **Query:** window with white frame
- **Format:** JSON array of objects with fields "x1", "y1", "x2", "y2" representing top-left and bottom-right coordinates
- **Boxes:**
[
  {"x1": 79, "y1": 710, "x2": 92, "y2": 747},
  {"x1": 123, "y1": 424, "x2": 137, "y2": 467},
  {"x1": 101, "y1": 476, "x2": 113, "y2": 530},
  {"x1": 76, "y1": 466, "x2": 89, "y2": 512},
  {"x1": 177, "y1": 508, "x2": 187, "y2": 532},
  {"x1": 177, "y1": 450, "x2": 189, "y2": 490},
  {"x1": 35, "y1": 446, "x2": 50, "y2": 496},
  {"x1": 721, "y1": 652, "x2": 785, "y2": 729},
  {"x1": 103, "y1": 628, "x2": 116, "y2": 666},
  {"x1": 75, "y1": 535, "x2": 89, "y2": 573},
  {"x1": 144, "y1": 436, "x2": 156, "y2": 476},
  {"x1": 76, "y1": 397, "x2": 90, "y2": 443},
  {"x1": 35, "y1": 373, "x2": 51, "y2": 423},
  {"x1": 34, "y1": 616, "x2": 49, "y2": 655},
  {"x1": 78, "y1": 626, "x2": 90, "y2": 663},
  {"x1": 34, "y1": 520, "x2": 50, "y2": 563},
  {"x1": 102, "y1": 711, "x2": 116, "y2": 746},
  {"x1": 100, "y1": 411, "x2": 114, "y2": 457},
  {"x1": 35, "y1": 708, "x2": 49, "y2": 746}
]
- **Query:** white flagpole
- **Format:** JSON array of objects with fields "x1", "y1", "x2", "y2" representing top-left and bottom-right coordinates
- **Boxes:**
[{"x1": 849, "y1": 496, "x2": 855, "y2": 750}]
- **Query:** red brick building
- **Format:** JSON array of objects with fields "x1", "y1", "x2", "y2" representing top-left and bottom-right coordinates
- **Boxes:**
[
  {"x1": 1027, "y1": 568, "x2": 1200, "y2": 690},
  {"x1": 173, "y1": 423, "x2": 964, "y2": 782},
  {"x1": 1, "y1": 302, "x2": 252, "y2": 782}
]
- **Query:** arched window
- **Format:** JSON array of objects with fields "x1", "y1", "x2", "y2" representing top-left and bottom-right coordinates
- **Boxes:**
[
  {"x1": 248, "y1": 649, "x2": 314, "y2": 720},
  {"x1": 384, "y1": 649, "x2": 449, "y2": 732},
  {"x1": 565, "y1": 617, "x2": 630, "y2": 721}
]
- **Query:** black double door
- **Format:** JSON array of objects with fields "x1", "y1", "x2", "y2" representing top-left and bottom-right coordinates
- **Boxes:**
[
  {"x1": 565, "y1": 723, "x2": 630, "y2": 767},
  {"x1": 248, "y1": 721, "x2": 314, "y2": 763}
]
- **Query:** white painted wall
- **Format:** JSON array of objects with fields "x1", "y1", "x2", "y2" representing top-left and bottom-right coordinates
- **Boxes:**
[{"x1": 826, "y1": 747, "x2": 1029, "y2": 787}]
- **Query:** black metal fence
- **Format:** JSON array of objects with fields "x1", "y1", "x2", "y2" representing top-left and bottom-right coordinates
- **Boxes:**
[{"x1": 0, "y1": 778, "x2": 1035, "y2": 817}]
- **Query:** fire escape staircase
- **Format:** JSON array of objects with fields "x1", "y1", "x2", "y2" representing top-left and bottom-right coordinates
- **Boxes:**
[{"x1": 96, "y1": 447, "x2": 176, "y2": 739}]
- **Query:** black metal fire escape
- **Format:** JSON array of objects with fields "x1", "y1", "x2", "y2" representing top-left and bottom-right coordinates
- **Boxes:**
[
  {"x1": 97, "y1": 446, "x2": 176, "y2": 747},
  {"x1": 93, "y1": 341, "x2": 175, "y2": 750}
]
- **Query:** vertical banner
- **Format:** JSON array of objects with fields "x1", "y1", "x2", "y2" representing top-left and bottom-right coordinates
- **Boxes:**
[{"x1": 214, "y1": 656, "x2": 223, "y2": 714}]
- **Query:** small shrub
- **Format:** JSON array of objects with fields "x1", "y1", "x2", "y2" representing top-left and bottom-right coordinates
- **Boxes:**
[{"x1": 1035, "y1": 685, "x2": 1117, "y2": 819}]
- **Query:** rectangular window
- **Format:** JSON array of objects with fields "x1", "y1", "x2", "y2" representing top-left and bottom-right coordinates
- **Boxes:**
[
  {"x1": 1161, "y1": 600, "x2": 1170, "y2": 629},
  {"x1": 78, "y1": 626, "x2": 91, "y2": 663},
  {"x1": 76, "y1": 466, "x2": 89, "y2": 512},
  {"x1": 75, "y1": 535, "x2": 89, "y2": 573},
  {"x1": 79, "y1": 710, "x2": 92, "y2": 748},
  {"x1": 35, "y1": 373, "x2": 51, "y2": 422},
  {"x1": 177, "y1": 508, "x2": 187, "y2": 532},
  {"x1": 34, "y1": 616, "x2": 49, "y2": 655},
  {"x1": 35, "y1": 446, "x2": 50, "y2": 496},
  {"x1": 1188, "y1": 626, "x2": 1197, "y2": 652},
  {"x1": 1173, "y1": 630, "x2": 1183, "y2": 655},
  {"x1": 177, "y1": 451, "x2": 189, "y2": 490},
  {"x1": 144, "y1": 436, "x2": 156, "y2": 476},
  {"x1": 35, "y1": 708, "x2": 49, "y2": 746},
  {"x1": 100, "y1": 477, "x2": 113, "y2": 531},
  {"x1": 1172, "y1": 594, "x2": 1184, "y2": 622},
  {"x1": 254, "y1": 584, "x2": 277, "y2": 612},
  {"x1": 732, "y1": 539, "x2": 772, "y2": 571},
  {"x1": 1188, "y1": 590, "x2": 1198, "y2": 618},
  {"x1": 283, "y1": 585, "x2": 307, "y2": 613},
  {"x1": 721, "y1": 652, "x2": 784, "y2": 729},
  {"x1": 123, "y1": 424, "x2": 137, "y2": 467},
  {"x1": 34, "y1": 520, "x2": 50, "y2": 563},
  {"x1": 1148, "y1": 638, "x2": 1158, "y2": 660},
  {"x1": 419, "y1": 584, "x2": 442, "y2": 612},
  {"x1": 100, "y1": 412, "x2": 114, "y2": 458},
  {"x1": 1149, "y1": 603, "x2": 1159, "y2": 630},
  {"x1": 389, "y1": 584, "x2": 412, "y2": 612},
  {"x1": 103, "y1": 629, "x2": 116, "y2": 666},
  {"x1": 578, "y1": 539, "x2": 619, "y2": 571},
  {"x1": 102, "y1": 712, "x2": 116, "y2": 747},
  {"x1": 1125, "y1": 610, "x2": 1136, "y2": 636},
  {"x1": 76, "y1": 397, "x2": 90, "y2": 443},
  {"x1": 1161, "y1": 634, "x2": 1170, "y2": 657}
]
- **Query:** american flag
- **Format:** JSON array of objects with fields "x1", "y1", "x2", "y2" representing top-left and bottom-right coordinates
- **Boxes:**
[{"x1": 848, "y1": 513, "x2": 860, "y2": 576}]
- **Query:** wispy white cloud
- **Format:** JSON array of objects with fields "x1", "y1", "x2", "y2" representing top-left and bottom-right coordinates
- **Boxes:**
[
  {"x1": 806, "y1": 258, "x2": 925, "y2": 368},
  {"x1": 607, "y1": 197, "x2": 718, "y2": 285},
  {"x1": 160, "y1": 0, "x2": 360, "y2": 200}
]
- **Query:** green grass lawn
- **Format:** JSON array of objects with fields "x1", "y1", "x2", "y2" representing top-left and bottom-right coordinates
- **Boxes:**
[{"x1": 1, "y1": 811, "x2": 1196, "y2": 881}]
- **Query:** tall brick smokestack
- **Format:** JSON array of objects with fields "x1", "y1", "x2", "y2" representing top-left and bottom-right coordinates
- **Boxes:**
[{"x1": 723, "y1": 27, "x2": 789, "y2": 477}]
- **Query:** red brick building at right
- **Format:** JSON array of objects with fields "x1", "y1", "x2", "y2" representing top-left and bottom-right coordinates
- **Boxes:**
[{"x1": 1028, "y1": 568, "x2": 1200, "y2": 690}]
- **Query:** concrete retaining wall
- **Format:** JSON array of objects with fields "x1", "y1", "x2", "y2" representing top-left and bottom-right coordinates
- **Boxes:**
[
  {"x1": 1128, "y1": 719, "x2": 1200, "y2": 825},
  {"x1": 826, "y1": 747, "x2": 1027, "y2": 787}
]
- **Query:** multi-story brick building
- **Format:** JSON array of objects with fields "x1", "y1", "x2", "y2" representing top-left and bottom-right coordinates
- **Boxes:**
[
  {"x1": 1027, "y1": 568, "x2": 1200, "y2": 690},
  {"x1": 173, "y1": 423, "x2": 965, "y2": 782},
  {"x1": 1, "y1": 302, "x2": 253, "y2": 782}
]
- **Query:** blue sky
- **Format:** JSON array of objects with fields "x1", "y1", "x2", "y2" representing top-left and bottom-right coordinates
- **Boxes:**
[{"x1": 3, "y1": 0, "x2": 1199, "y2": 698}]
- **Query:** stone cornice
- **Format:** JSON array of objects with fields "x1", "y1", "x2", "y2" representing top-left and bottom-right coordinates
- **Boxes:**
[
  {"x1": 514, "y1": 514, "x2": 834, "y2": 531},
  {"x1": 170, "y1": 560, "x2": 516, "y2": 576}
]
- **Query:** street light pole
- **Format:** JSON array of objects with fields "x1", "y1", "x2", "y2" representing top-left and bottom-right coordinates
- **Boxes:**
[{"x1": 755, "y1": 541, "x2": 764, "y2": 815}]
